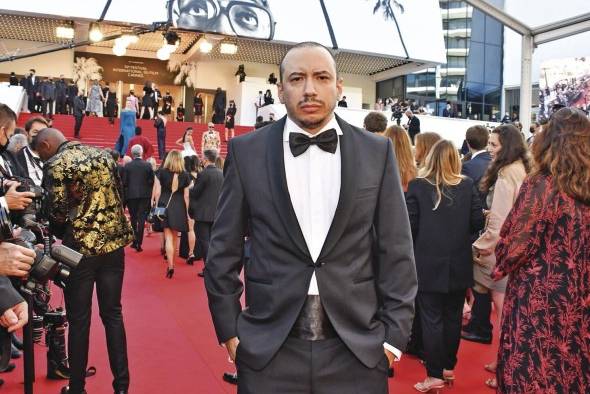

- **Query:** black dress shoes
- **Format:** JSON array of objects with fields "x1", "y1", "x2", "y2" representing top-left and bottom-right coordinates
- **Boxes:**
[
  {"x1": 197, "y1": 271, "x2": 205, "y2": 277},
  {"x1": 0, "y1": 363, "x2": 15, "y2": 373},
  {"x1": 11, "y1": 343, "x2": 21, "y2": 359},
  {"x1": 223, "y1": 372, "x2": 238, "y2": 385},
  {"x1": 461, "y1": 330, "x2": 492, "y2": 344},
  {"x1": 60, "y1": 386, "x2": 87, "y2": 394},
  {"x1": 11, "y1": 334, "x2": 23, "y2": 350}
]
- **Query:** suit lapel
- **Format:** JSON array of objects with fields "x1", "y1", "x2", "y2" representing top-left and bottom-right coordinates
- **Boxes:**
[
  {"x1": 266, "y1": 118, "x2": 312, "y2": 260},
  {"x1": 318, "y1": 115, "x2": 358, "y2": 260}
]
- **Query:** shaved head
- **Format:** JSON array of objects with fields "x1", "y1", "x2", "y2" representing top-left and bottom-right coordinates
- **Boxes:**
[{"x1": 35, "y1": 128, "x2": 68, "y2": 162}]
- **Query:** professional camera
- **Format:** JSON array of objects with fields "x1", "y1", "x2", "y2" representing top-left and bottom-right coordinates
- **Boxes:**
[
  {"x1": 44, "y1": 308, "x2": 69, "y2": 379},
  {"x1": 391, "y1": 105, "x2": 403, "y2": 125},
  {"x1": 1, "y1": 175, "x2": 46, "y2": 223}
]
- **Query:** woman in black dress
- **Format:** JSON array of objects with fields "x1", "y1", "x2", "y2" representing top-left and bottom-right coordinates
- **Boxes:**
[
  {"x1": 155, "y1": 150, "x2": 191, "y2": 278},
  {"x1": 263, "y1": 89, "x2": 274, "y2": 106},
  {"x1": 140, "y1": 81, "x2": 154, "y2": 120},
  {"x1": 194, "y1": 93, "x2": 204, "y2": 124},
  {"x1": 224, "y1": 100, "x2": 237, "y2": 141},
  {"x1": 105, "y1": 84, "x2": 118, "y2": 125}
]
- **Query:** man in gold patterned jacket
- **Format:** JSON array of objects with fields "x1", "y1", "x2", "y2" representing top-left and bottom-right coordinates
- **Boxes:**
[{"x1": 34, "y1": 128, "x2": 133, "y2": 394}]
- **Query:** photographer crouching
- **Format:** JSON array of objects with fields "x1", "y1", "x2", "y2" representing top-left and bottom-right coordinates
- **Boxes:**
[{"x1": 34, "y1": 128, "x2": 133, "y2": 394}]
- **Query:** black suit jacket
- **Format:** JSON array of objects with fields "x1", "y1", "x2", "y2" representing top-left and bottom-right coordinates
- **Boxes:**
[
  {"x1": 405, "y1": 178, "x2": 484, "y2": 293},
  {"x1": 461, "y1": 151, "x2": 491, "y2": 206},
  {"x1": 0, "y1": 276, "x2": 23, "y2": 315},
  {"x1": 189, "y1": 165, "x2": 223, "y2": 222},
  {"x1": 407, "y1": 116, "x2": 420, "y2": 134},
  {"x1": 205, "y1": 115, "x2": 417, "y2": 370},
  {"x1": 122, "y1": 159, "x2": 154, "y2": 200}
]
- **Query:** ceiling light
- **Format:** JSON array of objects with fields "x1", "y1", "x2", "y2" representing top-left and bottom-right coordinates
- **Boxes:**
[
  {"x1": 89, "y1": 23, "x2": 103, "y2": 42},
  {"x1": 220, "y1": 42, "x2": 238, "y2": 55},
  {"x1": 121, "y1": 33, "x2": 139, "y2": 45},
  {"x1": 113, "y1": 45, "x2": 126, "y2": 56},
  {"x1": 56, "y1": 26, "x2": 74, "y2": 39},
  {"x1": 199, "y1": 39, "x2": 213, "y2": 53},
  {"x1": 157, "y1": 47, "x2": 171, "y2": 61}
]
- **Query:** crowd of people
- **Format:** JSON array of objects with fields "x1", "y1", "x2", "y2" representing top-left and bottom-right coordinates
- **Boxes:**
[{"x1": 0, "y1": 41, "x2": 588, "y2": 394}]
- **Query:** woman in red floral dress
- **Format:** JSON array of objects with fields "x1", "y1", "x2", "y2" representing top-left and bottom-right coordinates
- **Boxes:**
[{"x1": 493, "y1": 107, "x2": 590, "y2": 393}]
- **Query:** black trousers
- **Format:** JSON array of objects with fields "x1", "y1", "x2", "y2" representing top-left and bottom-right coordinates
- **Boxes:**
[
  {"x1": 194, "y1": 221, "x2": 212, "y2": 263},
  {"x1": 237, "y1": 336, "x2": 388, "y2": 394},
  {"x1": 74, "y1": 115, "x2": 84, "y2": 137},
  {"x1": 417, "y1": 290, "x2": 465, "y2": 379},
  {"x1": 56, "y1": 95, "x2": 67, "y2": 114},
  {"x1": 464, "y1": 289, "x2": 492, "y2": 336},
  {"x1": 42, "y1": 99, "x2": 54, "y2": 117},
  {"x1": 127, "y1": 198, "x2": 150, "y2": 247},
  {"x1": 64, "y1": 247, "x2": 129, "y2": 393}
]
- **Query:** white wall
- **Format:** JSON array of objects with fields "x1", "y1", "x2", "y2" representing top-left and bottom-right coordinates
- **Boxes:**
[
  {"x1": 0, "y1": 40, "x2": 75, "y2": 79},
  {"x1": 503, "y1": 0, "x2": 590, "y2": 87}
]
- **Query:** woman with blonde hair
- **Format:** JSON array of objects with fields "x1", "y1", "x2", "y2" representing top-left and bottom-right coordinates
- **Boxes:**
[
  {"x1": 384, "y1": 125, "x2": 417, "y2": 192},
  {"x1": 406, "y1": 140, "x2": 484, "y2": 392},
  {"x1": 152, "y1": 150, "x2": 191, "y2": 278},
  {"x1": 415, "y1": 132, "x2": 442, "y2": 168}
]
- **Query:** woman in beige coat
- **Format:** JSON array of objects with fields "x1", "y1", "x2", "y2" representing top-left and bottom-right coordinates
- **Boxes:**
[{"x1": 472, "y1": 124, "x2": 531, "y2": 389}]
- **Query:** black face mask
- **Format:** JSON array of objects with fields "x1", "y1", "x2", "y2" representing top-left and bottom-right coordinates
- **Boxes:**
[{"x1": 0, "y1": 130, "x2": 10, "y2": 153}]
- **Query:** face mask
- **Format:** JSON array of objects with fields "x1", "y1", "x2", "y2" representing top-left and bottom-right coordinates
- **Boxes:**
[{"x1": 0, "y1": 130, "x2": 9, "y2": 153}]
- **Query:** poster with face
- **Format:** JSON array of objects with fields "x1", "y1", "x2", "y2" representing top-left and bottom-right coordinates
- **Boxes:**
[{"x1": 3, "y1": 0, "x2": 445, "y2": 63}]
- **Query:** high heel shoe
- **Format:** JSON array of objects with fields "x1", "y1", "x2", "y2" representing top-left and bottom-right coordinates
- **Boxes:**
[
  {"x1": 414, "y1": 378, "x2": 445, "y2": 393},
  {"x1": 186, "y1": 255, "x2": 195, "y2": 265},
  {"x1": 166, "y1": 268, "x2": 174, "y2": 278},
  {"x1": 443, "y1": 370, "x2": 455, "y2": 387}
]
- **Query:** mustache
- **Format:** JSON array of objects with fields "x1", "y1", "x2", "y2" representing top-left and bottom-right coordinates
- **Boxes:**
[{"x1": 299, "y1": 97, "x2": 324, "y2": 106}]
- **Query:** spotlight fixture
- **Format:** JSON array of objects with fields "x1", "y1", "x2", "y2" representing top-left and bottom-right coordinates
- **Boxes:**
[
  {"x1": 89, "y1": 23, "x2": 103, "y2": 42},
  {"x1": 121, "y1": 33, "x2": 139, "y2": 45},
  {"x1": 220, "y1": 41, "x2": 238, "y2": 55},
  {"x1": 113, "y1": 44, "x2": 126, "y2": 56},
  {"x1": 156, "y1": 46, "x2": 171, "y2": 61},
  {"x1": 56, "y1": 26, "x2": 74, "y2": 40},
  {"x1": 199, "y1": 38, "x2": 213, "y2": 53}
]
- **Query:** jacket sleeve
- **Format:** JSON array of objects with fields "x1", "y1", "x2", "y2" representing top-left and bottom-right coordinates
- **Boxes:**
[
  {"x1": 373, "y1": 139, "x2": 417, "y2": 351},
  {"x1": 405, "y1": 181, "x2": 420, "y2": 240},
  {"x1": 0, "y1": 276, "x2": 24, "y2": 315},
  {"x1": 473, "y1": 173, "x2": 516, "y2": 253},
  {"x1": 204, "y1": 140, "x2": 248, "y2": 344}
]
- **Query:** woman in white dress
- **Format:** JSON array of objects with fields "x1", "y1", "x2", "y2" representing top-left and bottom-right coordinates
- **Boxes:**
[{"x1": 176, "y1": 127, "x2": 197, "y2": 158}]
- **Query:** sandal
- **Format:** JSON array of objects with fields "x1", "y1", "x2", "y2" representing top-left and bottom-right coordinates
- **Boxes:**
[
  {"x1": 485, "y1": 378, "x2": 498, "y2": 389},
  {"x1": 414, "y1": 378, "x2": 445, "y2": 393},
  {"x1": 443, "y1": 370, "x2": 455, "y2": 387},
  {"x1": 484, "y1": 363, "x2": 497, "y2": 373}
]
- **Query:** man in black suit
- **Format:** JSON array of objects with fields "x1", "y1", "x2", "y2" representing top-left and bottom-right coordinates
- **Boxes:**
[
  {"x1": 55, "y1": 75, "x2": 68, "y2": 115},
  {"x1": 24, "y1": 69, "x2": 41, "y2": 113},
  {"x1": 16, "y1": 117, "x2": 48, "y2": 187},
  {"x1": 190, "y1": 149, "x2": 223, "y2": 278},
  {"x1": 66, "y1": 82, "x2": 78, "y2": 115},
  {"x1": 337, "y1": 96, "x2": 348, "y2": 107},
  {"x1": 460, "y1": 125, "x2": 494, "y2": 345},
  {"x1": 205, "y1": 42, "x2": 416, "y2": 394},
  {"x1": 73, "y1": 91, "x2": 85, "y2": 138},
  {"x1": 405, "y1": 109, "x2": 420, "y2": 144},
  {"x1": 123, "y1": 145, "x2": 154, "y2": 252}
]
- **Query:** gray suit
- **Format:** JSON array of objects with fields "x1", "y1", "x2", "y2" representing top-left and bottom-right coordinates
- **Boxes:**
[{"x1": 205, "y1": 115, "x2": 417, "y2": 392}]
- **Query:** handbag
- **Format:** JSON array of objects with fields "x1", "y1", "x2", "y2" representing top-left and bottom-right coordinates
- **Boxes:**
[{"x1": 148, "y1": 173, "x2": 178, "y2": 223}]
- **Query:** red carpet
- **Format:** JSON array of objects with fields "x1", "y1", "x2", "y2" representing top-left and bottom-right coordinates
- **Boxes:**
[
  {"x1": 17, "y1": 113, "x2": 255, "y2": 159},
  {"x1": 2, "y1": 235, "x2": 499, "y2": 394}
]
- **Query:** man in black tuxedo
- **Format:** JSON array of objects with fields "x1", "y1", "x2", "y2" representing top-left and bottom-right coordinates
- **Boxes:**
[
  {"x1": 123, "y1": 145, "x2": 154, "y2": 252},
  {"x1": 73, "y1": 91, "x2": 85, "y2": 138},
  {"x1": 205, "y1": 42, "x2": 416, "y2": 394},
  {"x1": 24, "y1": 69, "x2": 40, "y2": 113},
  {"x1": 460, "y1": 125, "x2": 494, "y2": 345},
  {"x1": 55, "y1": 75, "x2": 68, "y2": 115},
  {"x1": 190, "y1": 149, "x2": 223, "y2": 278},
  {"x1": 404, "y1": 109, "x2": 420, "y2": 144},
  {"x1": 16, "y1": 117, "x2": 48, "y2": 187},
  {"x1": 66, "y1": 82, "x2": 78, "y2": 115}
]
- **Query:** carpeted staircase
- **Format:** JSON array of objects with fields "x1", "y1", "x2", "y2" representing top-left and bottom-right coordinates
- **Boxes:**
[{"x1": 17, "y1": 113, "x2": 254, "y2": 159}]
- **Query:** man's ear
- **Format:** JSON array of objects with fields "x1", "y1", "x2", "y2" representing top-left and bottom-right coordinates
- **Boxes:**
[{"x1": 277, "y1": 82, "x2": 285, "y2": 104}]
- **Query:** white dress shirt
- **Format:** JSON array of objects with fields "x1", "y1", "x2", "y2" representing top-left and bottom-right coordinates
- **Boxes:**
[
  {"x1": 471, "y1": 149, "x2": 487, "y2": 159},
  {"x1": 23, "y1": 147, "x2": 43, "y2": 187},
  {"x1": 282, "y1": 116, "x2": 402, "y2": 360}
]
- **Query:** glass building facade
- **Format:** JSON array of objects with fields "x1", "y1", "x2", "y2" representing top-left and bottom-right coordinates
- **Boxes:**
[{"x1": 376, "y1": 0, "x2": 504, "y2": 121}]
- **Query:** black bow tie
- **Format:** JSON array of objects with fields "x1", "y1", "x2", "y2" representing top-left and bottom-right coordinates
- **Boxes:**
[{"x1": 289, "y1": 129, "x2": 338, "y2": 157}]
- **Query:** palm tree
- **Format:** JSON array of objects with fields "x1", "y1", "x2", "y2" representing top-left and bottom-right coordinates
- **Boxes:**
[
  {"x1": 73, "y1": 57, "x2": 103, "y2": 93},
  {"x1": 369, "y1": 0, "x2": 409, "y2": 58},
  {"x1": 167, "y1": 58, "x2": 198, "y2": 88}
]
